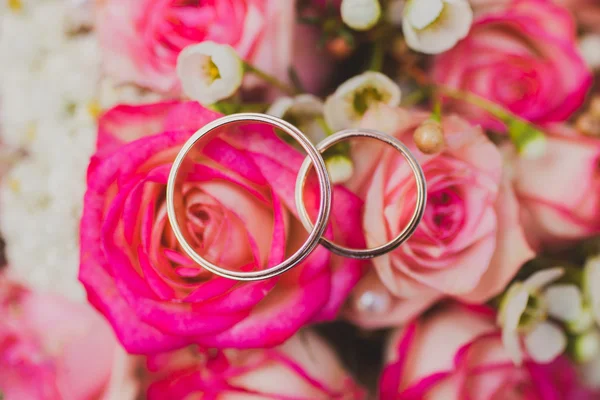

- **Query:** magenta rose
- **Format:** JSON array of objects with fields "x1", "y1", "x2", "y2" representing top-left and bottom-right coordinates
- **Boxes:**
[
  {"x1": 95, "y1": 0, "x2": 328, "y2": 94},
  {"x1": 433, "y1": 0, "x2": 592, "y2": 130},
  {"x1": 344, "y1": 106, "x2": 533, "y2": 329},
  {"x1": 511, "y1": 125, "x2": 600, "y2": 247},
  {"x1": 142, "y1": 331, "x2": 366, "y2": 399},
  {"x1": 0, "y1": 277, "x2": 136, "y2": 400},
  {"x1": 380, "y1": 305, "x2": 599, "y2": 400},
  {"x1": 79, "y1": 101, "x2": 364, "y2": 354}
]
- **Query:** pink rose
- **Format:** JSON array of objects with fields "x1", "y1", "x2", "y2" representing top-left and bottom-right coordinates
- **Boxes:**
[
  {"x1": 379, "y1": 306, "x2": 599, "y2": 400},
  {"x1": 0, "y1": 277, "x2": 136, "y2": 400},
  {"x1": 344, "y1": 106, "x2": 533, "y2": 329},
  {"x1": 433, "y1": 0, "x2": 592, "y2": 130},
  {"x1": 80, "y1": 101, "x2": 364, "y2": 354},
  {"x1": 511, "y1": 125, "x2": 600, "y2": 247},
  {"x1": 142, "y1": 331, "x2": 366, "y2": 399},
  {"x1": 95, "y1": 0, "x2": 328, "y2": 94}
]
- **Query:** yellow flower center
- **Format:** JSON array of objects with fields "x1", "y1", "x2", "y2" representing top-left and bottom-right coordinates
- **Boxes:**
[
  {"x1": 200, "y1": 56, "x2": 221, "y2": 85},
  {"x1": 7, "y1": 0, "x2": 22, "y2": 11}
]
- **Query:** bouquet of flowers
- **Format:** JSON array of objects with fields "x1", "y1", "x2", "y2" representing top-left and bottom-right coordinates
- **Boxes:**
[{"x1": 1, "y1": 0, "x2": 600, "y2": 398}]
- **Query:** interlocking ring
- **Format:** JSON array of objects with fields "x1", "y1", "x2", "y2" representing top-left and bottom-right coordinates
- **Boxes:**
[
  {"x1": 166, "y1": 113, "x2": 332, "y2": 281},
  {"x1": 295, "y1": 128, "x2": 427, "y2": 259}
]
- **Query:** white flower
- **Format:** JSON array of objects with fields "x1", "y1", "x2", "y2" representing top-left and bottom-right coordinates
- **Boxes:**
[
  {"x1": 498, "y1": 268, "x2": 567, "y2": 365},
  {"x1": 177, "y1": 41, "x2": 244, "y2": 105},
  {"x1": 267, "y1": 94, "x2": 326, "y2": 143},
  {"x1": 341, "y1": 0, "x2": 382, "y2": 31},
  {"x1": 584, "y1": 255, "x2": 600, "y2": 325},
  {"x1": 545, "y1": 284, "x2": 584, "y2": 323},
  {"x1": 324, "y1": 71, "x2": 401, "y2": 131},
  {"x1": 402, "y1": 0, "x2": 473, "y2": 54}
]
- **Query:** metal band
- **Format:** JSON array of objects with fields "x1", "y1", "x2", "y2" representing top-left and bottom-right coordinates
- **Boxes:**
[
  {"x1": 166, "y1": 113, "x2": 332, "y2": 281},
  {"x1": 295, "y1": 128, "x2": 427, "y2": 259}
]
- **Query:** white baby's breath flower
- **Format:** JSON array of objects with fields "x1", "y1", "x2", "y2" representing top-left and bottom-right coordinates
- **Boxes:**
[
  {"x1": 268, "y1": 94, "x2": 326, "y2": 143},
  {"x1": 498, "y1": 268, "x2": 567, "y2": 366},
  {"x1": 324, "y1": 71, "x2": 401, "y2": 131},
  {"x1": 402, "y1": 0, "x2": 473, "y2": 54},
  {"x1": 0, "y1": 0, "x2": 145, "y2": 303},
  {"x1": 341, "y1": 0, "x2": 382, "y2": 31},
  {"x1": 177, "y1": 41, "x2": 244, "y2": 105}
]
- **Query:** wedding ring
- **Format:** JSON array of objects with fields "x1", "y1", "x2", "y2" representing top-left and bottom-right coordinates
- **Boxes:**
[
  {"x1": 295, "y1": 128, "x2": 427, "y2": 259},
  {"x1": 166, "y1": 113, "x2": 332, "y2": 281}
]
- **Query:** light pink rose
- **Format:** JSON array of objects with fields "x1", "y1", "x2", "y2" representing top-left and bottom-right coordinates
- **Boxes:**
[
  {"x1": 79, "y1": 101, "x2": 364, "y2": 354},
  {"x1": 379, "y1": 305, "x2": 599, "y2": 400},
  {"x1": 511, "y1": 125, "x2": 600, "y2": 247},
  {"x1": 142, "y1": 331, "x2": 366, "y2": 399},
  {"x1": 344, "y1": 106, "x2": 534, "y2": 329},
  {"x1": 0, "y1": 276, "x2": 137, "y2": 400},
  {"x1": 95, "y1": 0, "x2": 328, "y2": 94},
  {"x1": 433, "y1": 0, "x2": 592, "y2": 130}
]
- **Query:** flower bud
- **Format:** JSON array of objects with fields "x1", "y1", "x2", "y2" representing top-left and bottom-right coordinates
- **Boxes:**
[
  {"x1": 326, "y1": 154, "x2": 354, "y2": 184},
  {"x1": 575, "y1": 113, "x2": 600, "y2": 137},
  {"x1": 567, "y1": 306, "x2": 595, "y2": 334},
  {"x1": 571, "y1": 330, "x2": 600, "y2": 363},
  {"x1": 413, "y1": 120, "x2": 445, "y2": 154},
  {"x1": 177, "y1": 41, "x2": 244, "y2": 106},
  {"x1": 341, "y1": 0, "x2": 381, "y2": 31},
  {"x1": 326, "y1": 37, "x2": 353, "y2": 60}
]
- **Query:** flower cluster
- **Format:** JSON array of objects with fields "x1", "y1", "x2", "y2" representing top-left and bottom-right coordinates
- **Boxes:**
[{"x1": 1, "y1": 0, "x2": 600, "y2": 398}]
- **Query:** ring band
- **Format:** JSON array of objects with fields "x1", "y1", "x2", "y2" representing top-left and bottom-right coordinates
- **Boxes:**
[
  {"x1": 166, "y1": 113, "x2": 332, "y2": 281},
  {"x1": 295, "y1": 128, "x2": 427, "y2": 259}
]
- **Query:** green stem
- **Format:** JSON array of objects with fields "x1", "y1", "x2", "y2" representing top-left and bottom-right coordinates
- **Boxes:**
[
  {"x1": 316, "y1": 116, "x2": 334, "y2": 136},
  {"x1": 368, "y1": 41, "x2": 385, "y2": 72},
  {"x1": 437, "y1": 86, "x2": 512, "y2": 121},
  {"x1": 400, "y1": 89, "x2": 428, "y2": 107},
  {"x1": 435, "y1": 85, "x2": 546, "y2": 156},
  {"x1": 243, "y1": 62, "x2": 297, "y2": 95}
]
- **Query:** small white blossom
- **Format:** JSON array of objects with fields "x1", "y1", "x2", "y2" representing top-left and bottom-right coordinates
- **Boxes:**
[
  {"x1": 324, "y1": 71, "x2": 401, "y2": 131},
  {"x1": 402, "y1": 0, "x2": 473, "y2": 54},
  {"x1": 498, "y1": 268, "x2": 567, "y2": 365},
  {"x1": 267, "y1": 95, "x2": 327, "y2": 143},
  {"x1": 524, "y1": 322, "x2": 567, "y2": 364},
  {"x1": 341, "y1": 0, "x2": 382, "y2": 31},
  {"x1": 177, "y1": 41, "x2": 244, "y2": 105}
]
